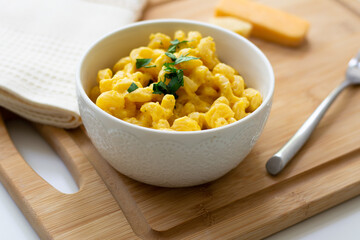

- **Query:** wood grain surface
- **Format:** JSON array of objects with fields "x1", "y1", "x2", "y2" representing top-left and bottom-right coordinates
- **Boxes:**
[
  {"x1": 0, "y1": 115, "x2": 139, "y2": 239},
  {"x1": 0, "y1": 0, "x2": 360, "y2": 239}
]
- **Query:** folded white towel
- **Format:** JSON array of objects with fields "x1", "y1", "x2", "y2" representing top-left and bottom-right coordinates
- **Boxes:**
[{"x1": 0, "y1": 0, "x2": 146, "y2": 128}]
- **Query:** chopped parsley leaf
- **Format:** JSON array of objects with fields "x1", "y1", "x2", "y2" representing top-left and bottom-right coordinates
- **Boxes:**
[
  {"x1": 127, "y1": 82, "x2": 139, "y2": 93},
  {"x1": 152, "y1": 80, "x2": 168, "y2": 95},
  {"x1": 166, "y1": 70, "x2": 183, "y2": 97},
  {"x1": 152, "y1": 64, "x2": 183, "y2": 98},
  {"x1": 136, "y1": 58, "x2": 152, "y2": 69},
  {"x1": 144, "y1": 64, "x2": 156, "y2": 68},
  {"x1": 152, "y1": 44, "x2": 200, "y2": 98},
  {"x1": 174, "y1": 55, "x2": 200, "y2": 65},
  {"x1": 167, "y1": 39, "x2": 188, "y2": 53},
  {"x1": 165, "y1": 52, "x2": 177, "y2": 61},
  {"x1": 146, "y1": 38, "x2": 201, "y2": 98}
]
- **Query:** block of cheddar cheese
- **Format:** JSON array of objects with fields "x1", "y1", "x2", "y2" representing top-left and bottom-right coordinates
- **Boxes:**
[
  {"x1": 215, "y1": 0, "x2": 310, "y2": 47},
  {"x1": 209, "y1": 16, "x2": 253, "y2": 38}
]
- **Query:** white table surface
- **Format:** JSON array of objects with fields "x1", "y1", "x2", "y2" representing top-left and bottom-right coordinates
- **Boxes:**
[{"x1": 1, "y1": 118, "x2": 360, "y2": 240}]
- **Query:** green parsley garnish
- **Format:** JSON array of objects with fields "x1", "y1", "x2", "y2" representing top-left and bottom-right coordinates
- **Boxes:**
[
  {"x1": 152, "y1": 80, "x2": 168, "y2": 95},
  {"x1": 167, "y1": 39, "x2": 188, "y2": 53},
  {"x1": 144, "y1": 64, "x2": 156, "y2": 68},
  {"x1": 152, "y1": 49, "x2": 199, "y2": 98},
  {"x1": 174, "y1": 54, "x2": 200, "y2": 65},
  {"x1": 127, "y1": 82, "x2": 139, "y2": 93},
  {"x1": 124, "y1": 38, "x2": 201, "y2": 98},
  {"x1": 165, "y1": 52, "x2": 177, "y2": 61},
  {"x1": 166, "y1": 69, "x2": 184, "y2": 96},
  {"x1": 136, "y1": 58, "x2": 152, "y2": 69},
  {"x1": 153, "y1": 63, "x2": 184, "y2": 98},
  {"x1": 165, "y1": 53, "x2": 200, "y2": 65}
]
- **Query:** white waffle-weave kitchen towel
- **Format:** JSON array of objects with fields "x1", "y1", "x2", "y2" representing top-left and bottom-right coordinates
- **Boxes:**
[{"x1": 0, "y1": 0, "x2": 146, "y2": 128}]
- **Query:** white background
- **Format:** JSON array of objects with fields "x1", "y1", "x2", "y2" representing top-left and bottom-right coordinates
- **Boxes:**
[{"x1": 1, "y1": 119, "x2": 360, "y2": 240}]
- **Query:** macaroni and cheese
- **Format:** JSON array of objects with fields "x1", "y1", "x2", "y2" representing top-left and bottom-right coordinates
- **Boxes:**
[{"x1": 90, "y1": 31, "x2": 262, "y2": 131}]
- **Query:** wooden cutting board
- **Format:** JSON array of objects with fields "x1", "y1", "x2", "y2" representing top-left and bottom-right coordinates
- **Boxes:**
[{"x1": 1, "y1": 0, "x2": 360, "y2": 239}]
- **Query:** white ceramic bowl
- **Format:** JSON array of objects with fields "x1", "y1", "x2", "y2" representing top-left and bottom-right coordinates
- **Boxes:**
[{"x1": 76, "y1": 19, "x2": 274, "y2": 187}]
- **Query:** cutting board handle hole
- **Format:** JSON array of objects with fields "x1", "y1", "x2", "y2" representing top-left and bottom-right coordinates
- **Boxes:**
[{"x1": 6, "y1": 119, "x2": 79, "y2": 194}]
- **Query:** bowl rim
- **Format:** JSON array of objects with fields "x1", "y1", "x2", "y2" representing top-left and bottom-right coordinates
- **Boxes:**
[{"x1": 76, "y1": 18, "x2": 275, "y2": 136}]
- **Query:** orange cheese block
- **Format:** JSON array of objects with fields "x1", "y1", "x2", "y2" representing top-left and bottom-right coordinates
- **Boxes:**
[
  {"x1": 209, "y1": 17, "x2": 253, "y2": 38},
  {"x1": 215, "y1": 0, "x2": 310, "y2": 47}
]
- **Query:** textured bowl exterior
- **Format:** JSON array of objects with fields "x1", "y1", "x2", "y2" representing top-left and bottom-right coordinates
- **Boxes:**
[{"x1": 76, "y1": 19, "x2": 274, "y2": 187}]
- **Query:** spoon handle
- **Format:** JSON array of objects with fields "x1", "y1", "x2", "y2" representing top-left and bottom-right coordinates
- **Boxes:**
[{"x1": 266, "y1": 80, "x2": 351, "y2": 175}]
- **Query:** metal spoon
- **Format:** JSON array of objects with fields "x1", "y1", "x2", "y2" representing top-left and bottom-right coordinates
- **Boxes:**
[{"x1": 266, "y1": 51, "x2": 360, "y2": 176}]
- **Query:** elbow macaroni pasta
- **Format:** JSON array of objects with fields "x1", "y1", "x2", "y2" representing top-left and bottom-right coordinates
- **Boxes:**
[{"x1": 90, "y1": 31, "x2": 262, "y2": 131}]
